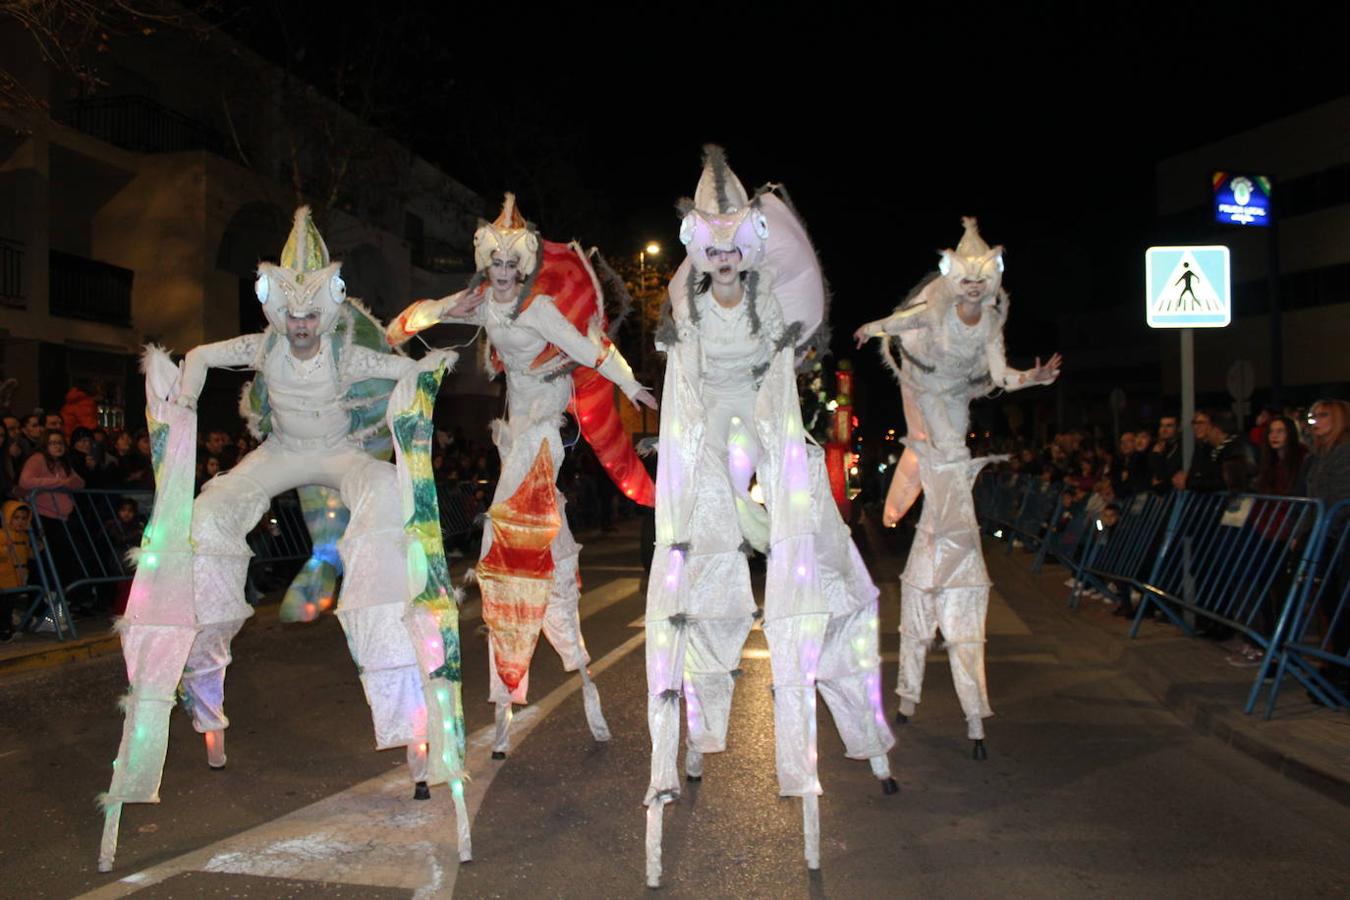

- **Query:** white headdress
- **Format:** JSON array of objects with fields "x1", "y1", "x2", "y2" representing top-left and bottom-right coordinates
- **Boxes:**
[
  {"x1": 937, "y1": 217, "x2": 1004, "y2": 302},
  {"x1": 254, "y1": 206, "x2": 347, "y2": 335},
  {"x1": 473, "y1": 192, "x2": 540, "y2": 275},
  {"x1": 678, "y1": 145, "x2": 768, "y2": 274}
]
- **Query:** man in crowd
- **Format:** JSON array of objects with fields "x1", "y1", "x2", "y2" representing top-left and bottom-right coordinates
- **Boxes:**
[
  {"x1": 1150, "y1": 414, "x2": 1182, "y2": 492},
  {"x1": 1174, "y1": 409, "x2": 1254, "y2": 493}
]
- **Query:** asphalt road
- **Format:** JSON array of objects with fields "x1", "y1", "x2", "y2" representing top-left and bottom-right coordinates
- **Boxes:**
[{"x1": 1, "y1": 518, "x2": 1347, "y2": 898}]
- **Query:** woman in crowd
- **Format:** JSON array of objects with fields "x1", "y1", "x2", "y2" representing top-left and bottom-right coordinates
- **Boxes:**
[
  {"x1": 1228, "y1": 414, "x2": 1309, "y2": 667},
  {"x1": 1299, "y1": 399, "x2": 1350, "y2": 696},
  {"x1": 18, "y1": 429, "x2": 86, "y2": 617}
]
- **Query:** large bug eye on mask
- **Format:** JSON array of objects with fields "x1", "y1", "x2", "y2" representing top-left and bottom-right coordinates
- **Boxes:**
[
  {"x1": 329, "y1": 273, "x2": 346, "y2": 303},
  {"x1": 255, "y1": 273, "x2": 270, "y2": 304}
]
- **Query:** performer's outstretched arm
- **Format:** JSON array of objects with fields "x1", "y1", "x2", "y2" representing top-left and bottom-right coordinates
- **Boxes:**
[
  {"x1": 345, "y1": 344, "x2": 458, "y2": 382},
  {"x1": 520, "y1": 297, "x2": 657, "y2": 410},
  {"x1": 176, "y1": 334, "x2": 264, "y2": 408},
  {"x1": 985, "y1": 328, "x2": 1062, "y2": 392},
  {"x1": 852, "y1": 302, "x2": 928, "y2": 348}
]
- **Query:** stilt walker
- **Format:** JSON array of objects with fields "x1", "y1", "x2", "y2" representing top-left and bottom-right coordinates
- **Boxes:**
[
  {"x1": 644, "y1": 147, "x2": 895, "y2": 887},
  {"x1": 854, "y1": 217, "x2": 1062, "y2": 758},
  {"x1": 98, "y1": 208, "x2": 469, "y2": 870},
  {"x1": 389, "y1": 194, "x2": 656, "y2": 759}
]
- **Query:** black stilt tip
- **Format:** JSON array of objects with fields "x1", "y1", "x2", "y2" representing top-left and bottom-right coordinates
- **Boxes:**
[
  {"x1": 881, "y1": 777, "x2": 899, "y2": 795},
  {"x1": 413, "y1": 781, "x2": 431, "y2": 800},
  {"x1": 208, "y1": 762, "x2": 226, "y2": 771},
  {"x1": 895, "y1": 710, "x2": 909, "y2": 724},
  {"x1": 686, "y1": 773, "x2": 702, "y2": 783},
  {"x1": 491, "y1": 750, "x2": 507, "y2": 760},
  {"x1": 972, "y1": 739, "x2": 988, "y2": 761}
]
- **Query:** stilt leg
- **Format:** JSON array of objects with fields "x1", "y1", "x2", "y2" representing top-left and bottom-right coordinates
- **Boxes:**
[
  {"x1": 205, "y1": 729, "x2": 226, "y2": 769},
  {"x1": 407, "y1": 742, "x2": 430, "y2": 798},
  {"x1": 492, "y1": 702, "x2": 512, "y2": 759},
  {"x1": 579, "y1": 666, "x2": 611, "y2": 742},
  {"x1": 685, "y1": 747, "x2": 703, "y2": 782},
  {"x1": 453, "y1": 779, "x2": 472, "y2": 862},
  {"x1": 645, "y1": 798, "x2": 666, "y2": 888},
  {"x1": 802, "y1": 794, "x2": 821, "y2": 870},
  {"x1": 870, "y1": 754, "x2": 899, "y2": 794},
  {"x1": 97, "y1": 801, "x2": 123, "y2": 872}
]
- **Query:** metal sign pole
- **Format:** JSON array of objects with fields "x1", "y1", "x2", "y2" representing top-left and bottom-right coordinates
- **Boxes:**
[
  {"x1": 1181, "y1": 328, "x2": 1194, "y2": 470},
  {"x1": 1180, "y1": 327, "x2": 1196, "y2": 622}
]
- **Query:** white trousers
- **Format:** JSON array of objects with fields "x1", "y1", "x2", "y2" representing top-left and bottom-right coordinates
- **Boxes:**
[{"x1": 182, "y1": 437, "x2": 426, "y2": 751}]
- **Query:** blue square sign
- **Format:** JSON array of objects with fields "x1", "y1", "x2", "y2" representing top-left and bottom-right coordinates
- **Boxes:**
[{"x1": 1145, "y1": 245, "x2": 1231, "y2": 328}]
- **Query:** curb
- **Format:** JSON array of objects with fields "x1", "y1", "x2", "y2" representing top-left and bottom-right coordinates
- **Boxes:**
[
  {"x1": 0, "y1": 632, "x2": 122, "y2": 677},
  {"x1": 0, "y1": 603, "x2": 285, "y2": 680},
  {"x1": 1121, "y1": 645, "x2": 1350, "y2": 809}
]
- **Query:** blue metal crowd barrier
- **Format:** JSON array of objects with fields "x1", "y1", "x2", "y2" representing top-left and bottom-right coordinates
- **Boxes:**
[
  {"x1": 437, "y1": 481, "x2": 483, "y2": 541},
  {"x1": 20, "y1": 488, "x2": 149, "y2": 638},
  {"x1": 971, "y1": 469, "x2": 998, "y2": 524},
  {"x1": 20, "y1": 486, "x2": 313, "y2": 640},
  {"x1": 1259, "y1": 499, "x2": 1350, "y2": 716},
  {"x1": 979, "y1": 472, "x2": 1030, "y2": 541},
  {"x1": 981, "y1": 481, "x2": 1347, "y2": 719},
  {"x1": 16, "y1": 479, "x2": 484, "y2": 640},
  {"x1": 1129, "y1": 493, "x2": 1322, "y2": 660},
  {"x1": 1031, "y1": 499, "x2": 1094, "y2": 575},
  {"x1": 1003, "y1": 477, "x2": 1062, "y2": 556},
  {"x1": 1068, "y1": 492, "x2": 1173, "y2": 609}
]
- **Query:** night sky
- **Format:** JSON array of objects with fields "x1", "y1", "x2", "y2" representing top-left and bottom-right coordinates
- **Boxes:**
[{"x1": 221, "y1": 2, "x2": 1350, "y2": 423}]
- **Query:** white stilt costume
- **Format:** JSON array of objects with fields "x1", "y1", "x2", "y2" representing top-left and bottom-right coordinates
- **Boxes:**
[
  {"x1": 98, "y1": 209, "x2": 471, "y2": 871},
  {"x1": 389, "y1": 195, "x2": 656, "y2": 759},
  {"x1": 644, "y1": 148, "x2": 894, "y2": 887},
  {"x1": 855, "y1": 217, "x2": 1061, "y2": 756}
]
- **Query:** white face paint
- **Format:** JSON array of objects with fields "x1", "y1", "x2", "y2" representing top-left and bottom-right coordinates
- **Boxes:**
[
  {"x1": 707, "y1": 248, "x2": 742, "y2": 288},
  {"x1": 488, "y1": 251, "x2": 520, "y2": 299},
  {"x1": 959, "y1": 277, "x2": 987, "y2": 301}
]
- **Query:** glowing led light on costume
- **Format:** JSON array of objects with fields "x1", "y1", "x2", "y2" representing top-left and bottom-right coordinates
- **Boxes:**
[{"x1": 664, "y1": 547, "x2": 685, "y2": 590}]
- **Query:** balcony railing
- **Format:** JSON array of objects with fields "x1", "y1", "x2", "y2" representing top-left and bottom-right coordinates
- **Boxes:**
[
  {"x1": 49, "y1": 250, "x2": 133, "y2": 326},
  {"x1": 0, "y1": 238, "x2": 22, "y2": 307},
  {"x1": 59, "y1": 95, "x2": 232, "y2": 157}
]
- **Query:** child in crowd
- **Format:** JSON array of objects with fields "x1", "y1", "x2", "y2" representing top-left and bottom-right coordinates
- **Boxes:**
[
  {"x1": 0, "y1": 500, "x2": 34, "y2": 641},
  {"x1": 105, "y1": 498, "x2": 146, "y2": 616}
]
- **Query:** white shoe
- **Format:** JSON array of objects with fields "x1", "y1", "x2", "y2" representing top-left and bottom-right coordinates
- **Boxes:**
[
  {"x1": 33, "y1": 615, "x2": 56, "y2": 634},
  {"x1": 1063, "y1": 577, "x2": 1077, "y2": 588}
]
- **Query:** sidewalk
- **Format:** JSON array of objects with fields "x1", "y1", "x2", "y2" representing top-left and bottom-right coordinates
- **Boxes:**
[{"x1": 982, "y1": 536, "x2": 1350, "y2": 807}]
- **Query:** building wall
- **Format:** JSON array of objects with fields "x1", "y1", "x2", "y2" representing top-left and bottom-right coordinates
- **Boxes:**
[
  {"x1": 0, "y1": 20, "x2": 499, "y2": 435},
  {"x1": 1153, "y1": 95, "x2": 1350, "y2": 399}
]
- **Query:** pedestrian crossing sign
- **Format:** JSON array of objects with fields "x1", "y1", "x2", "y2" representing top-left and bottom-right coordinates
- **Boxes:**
[{"x1": 1145, "y1": 245, "x2": 1231, "y2": 328}]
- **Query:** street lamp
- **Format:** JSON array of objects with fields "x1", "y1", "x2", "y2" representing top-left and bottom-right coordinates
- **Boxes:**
[
  {"x1": 639, "y1": 242, "x2": 661, "y2": 281},
  {"x1": 637, "y1": 242, "x2": 662, "y2": 433}
]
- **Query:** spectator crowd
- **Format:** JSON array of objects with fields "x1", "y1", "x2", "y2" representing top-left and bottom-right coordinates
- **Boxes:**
[{"x1": 2, "y1": 403, "x2": 644, "y2": 641}]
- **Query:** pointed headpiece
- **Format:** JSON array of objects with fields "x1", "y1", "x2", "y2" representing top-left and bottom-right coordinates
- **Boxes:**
[
  {"x1": 678, "y1": 145, "x2": 768, "y2": 274},
  {"x1": 474, "y1": 192, "x2": 540, "y2": 274},
  {"x1": 254, "y1": 206, "x2": 347, "y2": 335}
]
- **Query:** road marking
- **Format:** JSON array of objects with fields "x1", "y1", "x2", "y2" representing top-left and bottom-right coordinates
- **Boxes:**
[{"x1": 78, "y1": 590, "x2": 647, "y2": 899}]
